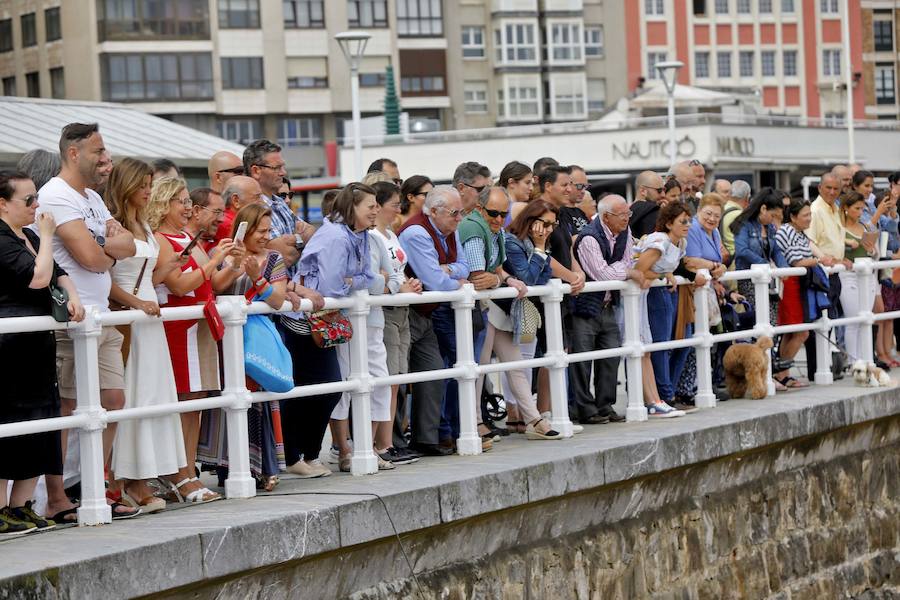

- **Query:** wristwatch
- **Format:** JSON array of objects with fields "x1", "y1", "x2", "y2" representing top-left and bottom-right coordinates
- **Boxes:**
[
  {"x1": 294, "y1": 233, "x2": 305, "y2": 251},
  {"x1": 95, "y1": 234, "x2": 106, "y2": 248}
]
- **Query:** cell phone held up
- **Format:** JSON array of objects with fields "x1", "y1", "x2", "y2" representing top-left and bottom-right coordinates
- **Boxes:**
[
  {"x1": 180, "y1": 230, "x2": 204, "y2": 257},
  {"x1": 233, "y1": 221, "x2": 248, "y2": 244}
]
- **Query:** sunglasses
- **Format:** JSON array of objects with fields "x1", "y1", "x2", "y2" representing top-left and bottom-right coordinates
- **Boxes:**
[
  {"x1": 22, "y1": 194, "x2": 38, "y2": 207},
  {"x1": 217, "y1": 166, "x2": 244, "y2": 175},
  {"x1": 284, "y1": 191, "x2": 295, "y2": 200},
  {"x1": 463, "y1": 182, "x2": 486, "y2": 193},
  {"x1": 642, "y1": 185, "x2": 665, "y2": 194},
  {"x1": 574, "y1": 183, "x2": 588, "y2": 191},
  {"x1": 483, "y1": 208, "x2": 508, "y2": 219},
  {"x1": 439, "y1": 207, "x2": 463, "y2": 218},
  {"x1": 536, "y1": 219, "x2": 559, "y2": 229}
]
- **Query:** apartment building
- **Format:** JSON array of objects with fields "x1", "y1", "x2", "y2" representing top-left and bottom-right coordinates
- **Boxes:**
[
  {"x1": 861, "y1": 1, "x2": 899, "y2": 119},
  {"x1": 624, "y1": 0, "x2": 866, "y2": 121}
]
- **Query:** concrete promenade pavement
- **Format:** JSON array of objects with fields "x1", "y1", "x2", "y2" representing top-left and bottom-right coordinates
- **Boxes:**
[{"x1": 1, "y1": 379, "x2": 898, "y2": 598}]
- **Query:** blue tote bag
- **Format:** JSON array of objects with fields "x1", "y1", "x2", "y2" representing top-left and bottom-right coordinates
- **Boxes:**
[{"x1": 244, "y1": 314, "x2": 294, "y2": 393}]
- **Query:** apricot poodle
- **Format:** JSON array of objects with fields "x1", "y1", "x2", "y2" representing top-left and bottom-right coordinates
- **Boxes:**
[{"x1": 723, "y1": 336, "x2": 774, "y2": 400}]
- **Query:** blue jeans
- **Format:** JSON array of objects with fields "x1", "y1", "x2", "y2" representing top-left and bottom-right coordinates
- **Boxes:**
[
  {"x1": 431, "y1": 304, "x2": 459, "y2": 441},
  {"x1": 647, "y1": 287, "x2": 691, "y2": 401}
]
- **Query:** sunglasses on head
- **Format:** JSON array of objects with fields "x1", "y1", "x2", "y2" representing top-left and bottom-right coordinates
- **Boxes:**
[
  {"x1": 483, "y1": 208, "x2": 508, "y2": 219},
  {"x1": 218, "y1": 166, "x2": 244, "y2": 175}
]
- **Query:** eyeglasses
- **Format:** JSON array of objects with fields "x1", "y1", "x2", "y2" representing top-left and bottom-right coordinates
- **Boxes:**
[
  {"x1": 536, "y1": 219, "x2": 559, "y2": 229},
  {"x1": 173, "y1": 197, "x2": 193, "y2": 208},
  {"x1": 463, "y1": 182, "x2": 486, "y2": 193},
  {"x1": 641, "y1": 185, "x2": 665, "y2": 194},
  {"x1": 283, "y1": 191, "x2": 295, "y2": 200},
  {"x1": 483, "y1": 208, "x2": 508, "y2": 219},
  {"x1": 21, "y1": 194, "x2": 38, "y2": 207},
  {"x1": 574, "y1": 183, "x2": 588, "y2": 191},
  {"x1": 609, "y1": 210, "x2": 632, "y2": 219},
  {"x1": 217, "y1": 166, "x2": 244, "y2": 175},
  {"x1": 200, "y1": 206, "x2": 225, "y2": 217},
  {"x1": 256, "y1": 163, "x2": 286, "y2": 172},
  {"x1": 676, "y1": 218, "x2": 691, "y2": 225},
  {"x1": 699, "y1": 210, "x2": 721, "y2": 220},
  {"x1": 439, "y1": 207, "x2": 463, "y2": 218}
]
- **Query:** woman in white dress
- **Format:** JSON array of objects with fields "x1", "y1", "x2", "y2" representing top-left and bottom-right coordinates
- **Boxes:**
[{"x1": 107, "y1": 158, "x2": 187, "y2": 513}]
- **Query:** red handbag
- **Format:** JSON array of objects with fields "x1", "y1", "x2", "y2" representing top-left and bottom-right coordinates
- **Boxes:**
[{"x1": 203, "y1": 296, "x2": 225, "y2": 341}]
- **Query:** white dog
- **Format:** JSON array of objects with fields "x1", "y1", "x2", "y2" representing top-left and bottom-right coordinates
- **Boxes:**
[{"x1": 851, "y1": 359, "x2": 893, "y2": 387}]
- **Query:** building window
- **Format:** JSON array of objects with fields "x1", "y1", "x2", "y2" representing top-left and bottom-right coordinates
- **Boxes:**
[
  {"x1": 822, "y1": 48, "x2": 840, "y2": 76},
  {"x1": 715, "y1": 0, "x2": 728, "y2": 12},
  {"x1": 0, "y1": 20, "x2": 12, "y2": 52},
  {"x1": 278, "y1": 117, "x2": 323, "y2": 147},
  {"x1": 759, "y1": 0, "x2": 772, "y2": 12},
  {"x1": 218, "y1": 0, "x2": 260, "y2": 28},
  {"x1": 874, "y1": 21, "x2": 893, "y2": 52},
  {"x1": 284, "y1": 0, "x2": 325, "y2": 28},
  {"x1": 552, "y1": 76, "x2": 586, "y2": 118},
  {"x1": 695, "y1": 51, "x2": 710, "y2": 78},
  {"x1": 645, "y1": 0, "x2": 664, "y2": 16},
  {"x1": 781, "y1": 0, "x2": 794, "y2": 11},
  {"x1": 463, "y1": 81, "x2": 488, "y2": 114},
  {"x1": 461, "y1": 26, "x2": 485, "y2": 58},
  {"x1": 761, "y1": 50, "x2": 775, "y2": 76},
  {"x1": 359, "y1": 72, "x2": 386, "y2": 87},
  {"x1": 401, "y1": 76, "x2": 445, "y2": 93},
  {"x1": 217, "y1": 118, "x2": 260, "y2": 144},
  {"x1": 397, "y1": 0, "x2": 442, "y2": 36},
  {"x1": 508, "y1": 85, "x2": 540, "y2": 117},
  {"x1": 875, "y1": 64, "x2": 896, "y2": 105},
  {"x1": 2, "y1": 76, "x2": 16, "y2": 96},
  {"x1": 101, "y1": 53, "x2": 214, "y2": 101},
  {"x1": 26, "y1": 72, "x2": 40, "y2": 97},
  {"x1": 21, "y1": 13, "x2": 37, "y2": 47},
  {"x1": 783, "y1": 50, "x2": 797, "y2": 76},
  {"x1": 348, "y1": 0, "x2": 387, "y2": 28},
  {"x1": 45, "y1": 7, "x2": 61, "y2": 42},
  {"x1": 97, "y1": 0, "x2": 210, "y2": 41},
  {"x1": 717, "y1": 51, "x2": 732, "y2": 77},
  {"x1": 50, "y1": 67, "x2": 65, "y2": 98},
  {"x1": 584, "y1": 26, "x2": 604, "y2": 57},
  {"x1": 288, "y1": 76, "x2": 327, "y2": 88},
  {"x1": 549, "y1": 22, "x2": 582, "y2": 62},
  {"x1": 736, "y1": 0, "x2": 750, "y2": 13},
  {"x1": 222, "y1": 57, "x2": 264, "y2": 89},
  {"x1": 647, "y1": 51, "x2": 667, "y2": 79},
  {"x1": 739, "y1": 50, "x2": 754, "y2": 77},
  {"x1": 495, "y1": 23, "x2": 537, "y2": 64},
  {"x1": 819, "y1": 0, "x2": 838, "y2": 13},
  {"x1": 587, "y1": 78, "x2": 606, "y2": 112}
]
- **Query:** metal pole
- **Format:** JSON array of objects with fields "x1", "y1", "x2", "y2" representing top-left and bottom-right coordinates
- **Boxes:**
[
  {"x1": 667, "y1": 91, "x2": 677, "y2": 167},
  {"x1": 621, "y1": 281, "x2": 647, "y2": 422},
  {"x1": 855, "y1": 258, "x2": 875, "y2": 365},
  {"x1": 842, "y1": 0, "x2": 855, "y2": 163},
  {"x1": 220, "y1": 296, "x2": 256, "y2": 498},
  {"x1": 692, "y1": 270, "x2": 717, "y2": 408},
  {"x1": 543, "y1": 278, "x2": 574, "y2": 437},
  {"x1": 453, "y1": 284, "x2": 481, "y2": 455},
  {"x1": 750, "y1": 263, "x2": 775, "y2": 397},
  {"x1": 348, "y1": 290, "x2": 378, "y2": 474},
  {"x1": 351, "y1": 65, "x2": 363, "y2": 180}
]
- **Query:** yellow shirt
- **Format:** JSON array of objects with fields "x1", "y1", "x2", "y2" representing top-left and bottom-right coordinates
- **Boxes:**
[
  {"x1": 806, "y1": 196, "x2": 844, "y2": 259},
  {"x1": 721, "y1": 200, "x2": 743, "y2": 256}
]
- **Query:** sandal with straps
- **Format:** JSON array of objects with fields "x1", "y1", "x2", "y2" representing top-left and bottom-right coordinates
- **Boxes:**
[
  {"x1": 170, "y1": 477, "x2": 222, "y2": 504},
  {"x1": 525, "y1": 418, "x2": 563, "y2": 440}
]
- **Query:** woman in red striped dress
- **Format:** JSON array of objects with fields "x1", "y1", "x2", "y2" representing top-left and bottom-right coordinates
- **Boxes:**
[{"x1": 148, "y1": 176, "x2": 242, "y2": 503}]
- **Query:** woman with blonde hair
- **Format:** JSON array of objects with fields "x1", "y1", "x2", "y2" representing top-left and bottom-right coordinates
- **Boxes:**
[
  {"x1": 106, "y1": 159, "x2": 187, "y2": 513},
  {"x1": 150, "y1": 176, "x2": 242, "y2": 503}
]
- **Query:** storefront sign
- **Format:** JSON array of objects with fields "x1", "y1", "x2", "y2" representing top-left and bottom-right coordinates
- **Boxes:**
[
  {"x1": 716, "y1": 136, "x2": 755, "y2": 157},
  {"x1": 612, "y1": 135, "x2": 697, "y2": 161}
]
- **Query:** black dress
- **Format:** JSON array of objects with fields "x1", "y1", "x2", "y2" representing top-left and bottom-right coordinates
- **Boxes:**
[{"x1": 0, "y1": 220, "x2": 64, "y2": 480}]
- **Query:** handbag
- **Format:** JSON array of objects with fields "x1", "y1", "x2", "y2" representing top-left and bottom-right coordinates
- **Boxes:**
[
  {"x1": 308, "y1": 310, "x2": 353, "y2": 348},
  {"x1": 519, "y1": 298, "x2": 541, "y2": 343},
  {"x1": 48, "y1": 271, "x2": 69, "y2": 323},
  {"x1": 706, "y1": 287, "x2": 722, "y2": 327},
  {"x1": 244, "y1": 313, "x2": 294, "y2": 392},
  {"x1": 203, "y1": 296, "x2": 225, "y2": 341}
]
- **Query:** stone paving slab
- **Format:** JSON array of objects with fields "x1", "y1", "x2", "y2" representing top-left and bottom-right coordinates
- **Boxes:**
[{"x1": 1, "y1": 380, "x2": 898, "y2": 598}]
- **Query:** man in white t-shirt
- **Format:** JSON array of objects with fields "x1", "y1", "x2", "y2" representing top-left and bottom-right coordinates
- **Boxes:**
[{"x1": 35, "y1": 122, "x2": 137, "y2": 521}]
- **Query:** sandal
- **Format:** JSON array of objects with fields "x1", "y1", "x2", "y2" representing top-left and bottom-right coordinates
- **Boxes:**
[
  {"x1": 776, "y1": 375, "x2": 808, "y2": 390},
  {"x1": 256, "y1": 475, "x2": 279, "y2": 492},
  {"x1": 122, "y1": 490, "x2": 166, "y2": 514},
  {"x1": 110, "y1": 501, "x2": 142, "y2": 520},
  {"x1": 50, "y1": 507, "x2": 78, "y2": 524},
  {"x1": 170, "y1": 477, "x2": 222, "y2": 504},
  {"x1": 525, "y1": 418, "x2": 563, "y2": 440}
]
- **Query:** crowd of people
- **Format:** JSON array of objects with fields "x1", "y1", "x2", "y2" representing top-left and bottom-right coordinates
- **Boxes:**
[{"x1": 1, "y1": 121, "x2": 899, "y2": 537}]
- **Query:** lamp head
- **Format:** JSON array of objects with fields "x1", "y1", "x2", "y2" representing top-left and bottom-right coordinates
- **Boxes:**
[
  {"x1": 655, "y1": 60, "x2": 684, "y2": 93},
  {"x1": 335, "y1": 31, "x2": 372, "y2": 69}
]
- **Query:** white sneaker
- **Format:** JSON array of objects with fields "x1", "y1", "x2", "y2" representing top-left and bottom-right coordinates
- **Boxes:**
[
  {"x1": 326, "y1": 445, "x2": 340, "y2": 465},
  {"x1": 646, "y1": 403, "x2": 685, "y2": 418},
  {"x1": 571, "y1": 424, "x2": 584, "y2": 434}
]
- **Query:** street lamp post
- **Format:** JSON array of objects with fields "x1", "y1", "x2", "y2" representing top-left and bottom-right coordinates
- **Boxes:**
[
  {"x1": 656, "y1": 60, "x2": 684, "y2": 168},
  {"x1": 336, "y1": 31, "x2": 371, "y2": 180},
  {"x1": 841, "y1": 0, "x2": 855, "y2": 163}
]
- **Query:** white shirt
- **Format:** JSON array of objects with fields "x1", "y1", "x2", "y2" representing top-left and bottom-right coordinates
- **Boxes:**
[
  {"x1": 36, "y1": 176, "x2": 113, "y2": 311},
  {"x1": 371, "y1": 227, "x2": 408, "y2": 283}
]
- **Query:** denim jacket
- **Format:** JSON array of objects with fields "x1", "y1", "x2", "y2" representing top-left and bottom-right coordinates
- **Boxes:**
[
  {"x1": 734, "y1": 219, "x2": 788, "y2": 270},
  {"x1": 503, "y1": 233, "x2": 552, "y2": 285}
]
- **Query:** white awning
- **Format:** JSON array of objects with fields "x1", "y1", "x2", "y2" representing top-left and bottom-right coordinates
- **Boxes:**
[
  {"x1": 0, "y1": 96, "x2": 244, "y2": 168},
  {"x1": 630, "y1": 84, "x2": 736, "y2": 109}
]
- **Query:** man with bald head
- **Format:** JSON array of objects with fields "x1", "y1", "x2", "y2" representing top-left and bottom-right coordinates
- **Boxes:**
[
  {"x1": 691, "y1": 161, "x2": 706, "y2": 195},
  {"x1": 570, "y1": 194, "x2": 646, "y2": 424},
  {"x1": 713, "y1": 179, "x2": 731, "y2": 197},
  {"x1": 831, "y1": 164, "x2": 852, "y2": 196},
  {"x1": 671, "y1": 161, "x2": 699, "y2": 213},
  {"x1": 213, "y1": 175, "x2": 263, "y2": 244},
  {"x1": 629, "y1": 170, "x2": 665, "y2": 238},
  {"x1": 208, "y1": 151, "x2": 244, "y2": 193}
]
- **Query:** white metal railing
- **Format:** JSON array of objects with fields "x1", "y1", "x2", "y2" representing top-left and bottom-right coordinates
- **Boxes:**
[{"x1": 0, "y1": 257, "x2": 895, "y2": 525}]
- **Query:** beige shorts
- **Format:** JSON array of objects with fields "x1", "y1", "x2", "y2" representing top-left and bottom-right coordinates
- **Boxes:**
[{"x1": 55, "y1": 326, "x2": 126, "y2": 399}]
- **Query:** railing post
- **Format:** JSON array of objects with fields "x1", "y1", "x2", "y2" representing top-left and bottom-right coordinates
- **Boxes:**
[
  {"x1": 692, "y1": 269, "x2": 717, "y2": 408},
  {"x1": 219, "y1": 296, "x2": 256, "y2": 498},
  {"x1": 855, "y1": 257, "x2": 875, "y2": 365},
  {"x1": 348, "y1": 290, "x2": 378, "y2": 474},
  {"x1": 814, "y1": 308, "x2": 835, "y2": 385},
  {"x1": 543, "y1": 279, "x2": 573, "y2": 437},
  {"x1": 452, "y1": 284, "x2": 481, "y2": 455},
  {"x1": 622, "y1": 280, "x2": 647, "y2": 422},
  {"x1": 71, "y1": 306, "x2": 111, "y2": 526},
  {"x1": 750, "y1": 263, "x2": 776, "y2": 397}
]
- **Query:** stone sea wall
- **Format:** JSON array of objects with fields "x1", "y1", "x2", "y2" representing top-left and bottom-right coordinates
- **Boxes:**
[{"x1": 158, "y1": 415, "x2": 900, "y2": 600}]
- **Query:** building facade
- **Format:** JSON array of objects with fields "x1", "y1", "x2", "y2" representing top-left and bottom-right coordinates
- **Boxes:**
[
  {"x1": 623, "y1": 0, "x2": 866, "y2": 121},
  {"x1": 0, "y1": 0, "x2": 625, "y2": 181},
  {"x1": 861, "y1": 1, "x2": 899, "y2": 119}
]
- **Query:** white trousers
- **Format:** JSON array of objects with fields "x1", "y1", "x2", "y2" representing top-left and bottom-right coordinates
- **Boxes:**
[
  {"x1": 333, "y1": 326, "x2": 391, "y2": 422},
  {"x1": 839, "y1": 270, "x2": 876, "y2": 361}
]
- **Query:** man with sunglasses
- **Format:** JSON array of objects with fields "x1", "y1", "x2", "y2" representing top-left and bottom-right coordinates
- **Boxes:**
[
  {"x1": 565, "y1": 166, "x2": 591, "y2": 234},
  {"x1": 629, "y1": 170, "x2": 666, "y2": 238},
  {"x1": 452, "y1": 161, "x2": 492, "y2": 215},
  {"x1": 207, "y1": 151, "x2": 244, "y2": 194}
]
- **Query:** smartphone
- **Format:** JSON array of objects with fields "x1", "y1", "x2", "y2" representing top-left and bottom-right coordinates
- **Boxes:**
[
  {"x1": 180, "y1": 230, "x2": 204, "y2": 257},
  {"x1": 234, "y1": 221, "x2": 248, "y2": 244}
]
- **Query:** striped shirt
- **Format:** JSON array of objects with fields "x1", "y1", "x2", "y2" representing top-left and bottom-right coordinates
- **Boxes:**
[
  {"x1": 775, "y1": 223, "x2": 813, "y2": 266},
  {"x1": 263, "y1": 194, "x2": 300, "y2": 277},
  {"x1": 462, "y1": 233, "x2": 500, "y2": 272}
]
